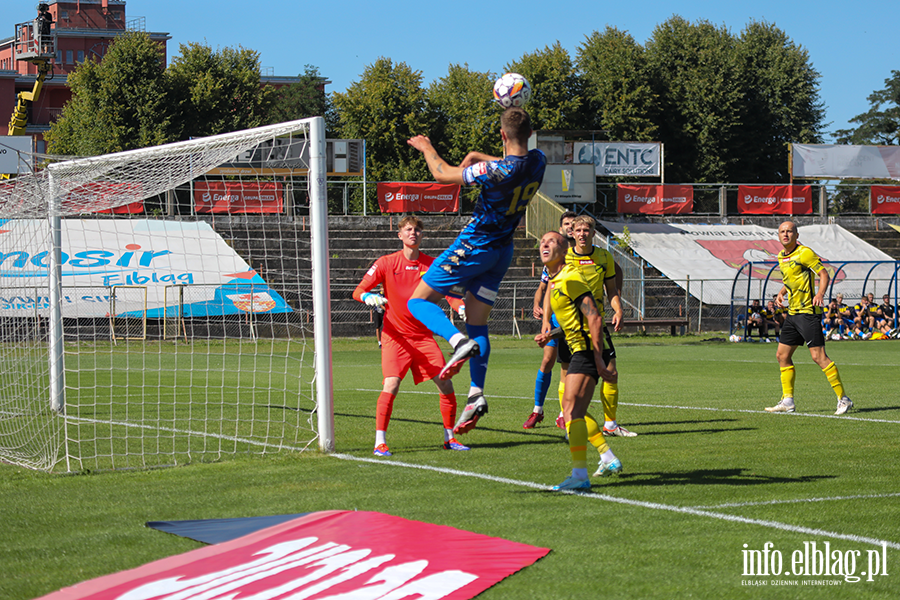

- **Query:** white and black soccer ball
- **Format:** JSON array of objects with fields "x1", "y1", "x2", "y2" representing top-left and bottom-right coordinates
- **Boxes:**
[
  {"x1": 729, "y1": 334, "x2": 743, "y2": 343},
  {"x1": 493, "y1": 72, "x2": 531, "y2": 108}
]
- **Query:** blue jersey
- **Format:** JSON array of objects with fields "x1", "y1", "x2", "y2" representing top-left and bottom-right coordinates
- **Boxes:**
[{"x1": 460, "y1": 149, "x2": 547, "y2": 248}]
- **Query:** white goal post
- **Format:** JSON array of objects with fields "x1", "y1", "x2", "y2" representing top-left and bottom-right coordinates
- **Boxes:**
[{"x1": 0, "y1": 117, "x2": 334, "y2": 472}]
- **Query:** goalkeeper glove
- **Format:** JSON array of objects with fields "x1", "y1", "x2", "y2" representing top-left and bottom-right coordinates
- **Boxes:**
[
  {"x1": 361, "y1": 292, "x2": 388, "y2": 308},
  {"x1": 458, "y1": 304, "x2": 466, "y2": 321}
]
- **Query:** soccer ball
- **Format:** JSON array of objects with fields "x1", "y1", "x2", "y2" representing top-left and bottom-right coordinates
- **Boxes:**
[
  {"x1": 493, "y1": 72, "x2": 531, "y2": 108},
  {"x1": 729, "y1": 334, "x2": 743, "y2": 343}
]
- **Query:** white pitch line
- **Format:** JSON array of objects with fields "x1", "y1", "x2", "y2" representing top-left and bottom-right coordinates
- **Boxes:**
[
  {"x1": 332, "y1": 452, "x2": 900, "y2": 550},
  {"x1": 691, "y1": 492, "x2": 900, "y2": 510},
  {"x1": 347, "y1": 389, "x2": 900, "y2": 425}
]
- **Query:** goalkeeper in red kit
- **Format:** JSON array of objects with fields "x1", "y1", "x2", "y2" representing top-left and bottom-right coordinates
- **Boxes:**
[{"x1": 353, "y1": 216, "x2": 469, "y2": 457}]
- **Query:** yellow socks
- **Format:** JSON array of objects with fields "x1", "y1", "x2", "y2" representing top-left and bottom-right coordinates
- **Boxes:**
[
  {"x1": 823, "y1": 362, "x2": 845, "y2": 399},
  {"x1": 565, "y1": 418, "x2": 588, "y2": 470},
  {"x1": 602, "y1": 381, "x2": 618, "y2": 422},
  {"x1": 780, "y1": 365, "x2": 795, "y2": 399}
]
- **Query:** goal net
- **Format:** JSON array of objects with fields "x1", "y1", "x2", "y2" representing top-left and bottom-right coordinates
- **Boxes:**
[{"x1": 0, "y1": 117, "x2": 334, "y2": 472}]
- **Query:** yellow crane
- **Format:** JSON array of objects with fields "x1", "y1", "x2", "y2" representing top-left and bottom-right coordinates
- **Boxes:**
[{"x1": 4, "y1": 6, "x2": 55, "y2": 178}]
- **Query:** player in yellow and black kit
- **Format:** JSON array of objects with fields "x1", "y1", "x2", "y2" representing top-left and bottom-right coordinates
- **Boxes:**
[
  {"x1": 766, "y1": 221, "x2": 853, "y2": 415},
  {"x1": 564, "y1": 216, "x2": 637, "y2": 437},
  {"x1": 535, "y1": 231, "x2": 621, "y2": 491}
]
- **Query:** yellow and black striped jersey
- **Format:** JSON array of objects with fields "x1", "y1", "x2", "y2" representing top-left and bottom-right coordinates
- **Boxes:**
[
  {"x1": 565, "y1": 246, "x2": 615, "y2": 317},
  {"x1": 777, "y1": 244, "x2": 825, "y2": 315},
  {"x1": 549, "y1": 264, "x2": 604, "y2": 353}
]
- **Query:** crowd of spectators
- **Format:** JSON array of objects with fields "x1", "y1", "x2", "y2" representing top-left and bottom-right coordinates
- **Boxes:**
[
  {"x1": 740, "y1": 292, "x2": 897, "y2": 341},
  {"x1": 821, "y1": 292, "x2": 897, "y2": 340}
]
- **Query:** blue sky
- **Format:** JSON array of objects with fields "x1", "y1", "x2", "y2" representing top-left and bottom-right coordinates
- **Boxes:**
[{"x1": 55, "y1": 1, "x2": 900, "y2": 140}]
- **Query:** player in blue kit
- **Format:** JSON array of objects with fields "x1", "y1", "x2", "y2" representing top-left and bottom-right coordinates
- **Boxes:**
[{"x1": 407, "y1": 107, "x2": 547, "y2": 435}]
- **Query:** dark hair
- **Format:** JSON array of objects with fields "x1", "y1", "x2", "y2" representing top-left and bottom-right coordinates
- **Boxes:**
[
  {"x1": 500, "y1": 107, "x2": 532, "y2": 144},
  {"x1": 560, "y1": 210, "x2": 577, "y2": 226}
]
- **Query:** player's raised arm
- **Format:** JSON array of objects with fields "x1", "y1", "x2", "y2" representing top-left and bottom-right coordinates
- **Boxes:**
[
  {"x1": 460, "y1": 151, "x2": 501, "y2": 168},
  {"x1": 407, "y1": 135, "x2": 465, "y2": 185}
]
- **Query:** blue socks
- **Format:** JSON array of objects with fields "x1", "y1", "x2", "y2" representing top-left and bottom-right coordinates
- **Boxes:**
[
  {"x1": 465, "y1": 324, "x2": 490, "y2": 389},
  {"x1": 534, "y1": 369, "x2": 552, "y2": 408},
  {"x1": 407, "y1": 298, "x2": 461, "y2": 343}
]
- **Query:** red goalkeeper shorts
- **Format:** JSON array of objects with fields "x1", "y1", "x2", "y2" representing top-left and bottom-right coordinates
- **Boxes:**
[{"x1": 381, "y1": 333, "x2": 444, "y2": 384}]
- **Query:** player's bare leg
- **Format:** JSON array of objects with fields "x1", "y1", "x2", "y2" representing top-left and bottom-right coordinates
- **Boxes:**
[{"x1": 408, "y1": 281, "x2": 480, "y2": 380}]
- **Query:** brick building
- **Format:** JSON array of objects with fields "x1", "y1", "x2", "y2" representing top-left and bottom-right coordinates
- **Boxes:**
[
  {"x1": 0, "y1": 1, "x2": 321, "y2": 156},
  {"x1": 0, "y1": 1, "x2": 170, "y2": 152}
]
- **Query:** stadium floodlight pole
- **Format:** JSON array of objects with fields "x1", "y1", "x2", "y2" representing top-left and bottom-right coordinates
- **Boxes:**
[
  {"x1": 47, "y1": 170, "x2": 66, "y2": 416},
  {"x1": 308, "y1": 116, "x2": 335, "y2": 452}
]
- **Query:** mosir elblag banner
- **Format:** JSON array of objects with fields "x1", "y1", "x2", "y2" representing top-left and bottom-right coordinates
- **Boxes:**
[{"x1": 0, "y1": 219, "x2": 290, "y2": 318}]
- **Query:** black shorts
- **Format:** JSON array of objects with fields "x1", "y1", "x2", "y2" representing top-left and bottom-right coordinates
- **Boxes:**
[
  {"x1": 557, "y1": 327, "x2": 616, "y2": 365},
  {"x1": 556, "y1": 338, "x2": 572, "y2": 364},
  {"x1": 568, "y1": 350, "x2": 601, "y2": 382},
  {"x1": 602, "y1": 326, "x2": 616, "y2": 364},
  {"x1": 373, "y1": 309, "x2": 384, "y2": 329},
  {"x1": 780, "y1": 313, "x2": 825, "y2": 348}
]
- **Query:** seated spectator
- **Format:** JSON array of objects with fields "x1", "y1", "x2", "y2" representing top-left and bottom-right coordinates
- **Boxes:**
[
  {"x1": 836, "y1": 294, "x2": 854, "y2": 336},
  {"x1": 745, "y1": 299, "x2": 769, "y2": 341},
  {"x1": 865, "y1": 293, "x2": 881, "y2": 329},
  {"x1": 822, "y1": 298, "x2": 841, "y2": 337},
  {"x1": 763, "y1": 300, "x2": 781, "y2": 341},
  {"x1": 852, "y1": 295, "x2": 876, "y2": 338},
  {"x1": 771, "y1": 295, "x2": 786, "y2": 329},
  {"x1": 876, "y1": 294, "x2": 897, "y2": 335}
]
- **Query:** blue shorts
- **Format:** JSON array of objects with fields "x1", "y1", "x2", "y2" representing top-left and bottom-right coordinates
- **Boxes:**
[
  {"x1": 422, "y1": 238, "x2": 514, "y2": 306},
  {"x1": 546, "y1": 313, "x2": 560, "y2": 348}
]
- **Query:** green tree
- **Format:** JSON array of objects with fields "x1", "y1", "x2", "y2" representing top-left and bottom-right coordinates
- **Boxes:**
[
  {"x1": 332, "y1": 57, "x2": 431, "y2": 185},
  {"x1": 167, "y1": 42, "x2": 275, "y2": 140},
  {"x1": 506, "y1": 42, "x2": 585, "y2": 130},
  {"x1": 45, "y1": 31, "x2": 172, "y2": 155},
  {"x1": 645, "y1": 17, "x2": 744, "y2": 183},
  {"x1": 835, "y1": 70, "x2": 900, "y2": 145},
  {"x1": 268, "y1": 64, "x2": 338, "y2": 134},
  {"x1": 426, "y1": 64, "x2": 500, "y2": 165},
  {"x1": 733, "y1": 21, "x2": 824, "y2": 182},
  {"x1": 577, "y1": 26, "x2": 658, "y2": 141}
]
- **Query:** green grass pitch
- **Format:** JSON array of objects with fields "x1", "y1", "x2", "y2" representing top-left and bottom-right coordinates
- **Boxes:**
[{"x1": 2, "y1": 334, "x2": 899, "y2": 599}]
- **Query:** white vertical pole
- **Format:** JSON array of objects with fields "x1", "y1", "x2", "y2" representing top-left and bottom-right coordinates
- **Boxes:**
[
  {"x1": 308, "y1": 117, "x2": 335, "y2": 452},
  {"x1": 47, "y1": 170, "x2": 66, "y2": 415}
]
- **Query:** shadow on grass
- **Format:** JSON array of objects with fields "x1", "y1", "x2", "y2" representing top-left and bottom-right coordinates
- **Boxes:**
[
  {"x1": 629, "y1": 418, "x2": 738, "y2": 427},
  {"x1": 598, "y1": 468, "x2": 834, "y2": 488},
  {"x1": 850, "y1": 405, "x2": 900, "y2": 415}
]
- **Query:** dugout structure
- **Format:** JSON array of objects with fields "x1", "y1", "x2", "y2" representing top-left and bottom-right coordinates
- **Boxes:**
[
  {"x1": 0, "y1": 118, "x2": 335, "y2": 472},
  {"x1": 730, "y1": 260, "x2": 900, "y2": 336}
]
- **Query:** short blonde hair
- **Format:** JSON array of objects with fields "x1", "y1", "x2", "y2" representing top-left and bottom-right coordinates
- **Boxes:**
[
  {"x1": 572, "y1": 215, "x2": 595, "y2": 230},
  {"x1": 398, "y1": 216, "x2": 423, "y2": 231}
]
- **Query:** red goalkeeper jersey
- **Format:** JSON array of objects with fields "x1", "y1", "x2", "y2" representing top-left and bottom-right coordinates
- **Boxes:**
[{"x1": 354, "y1": 250, "x2": 436, "y2": 339}]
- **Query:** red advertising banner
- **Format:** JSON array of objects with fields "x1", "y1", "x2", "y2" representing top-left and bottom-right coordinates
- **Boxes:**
[
  {"x1": 62, "y1": 182, "x2": 143, "y2": 214},
  {"x1": 617, "y1": 184, "x2": 693, "y2": 214},
  {"x1": 194, "y1": 181, "x2": 283, "y2": 214},
  {"x1": 871, "y1": 185, "x2": 900, "y2": 214},
  {"x1": 96, "y1": 201, "x2": 144, "y2": 214},
  {"x1": 35, "y1": 511, "x2": 550, "y2": 600},
  {"x1": 378, "y1": 182, "x2": 460, "y2": 213},
  {"x1": 737, "y1": 185, "x2": 812, "y2": 215}
]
